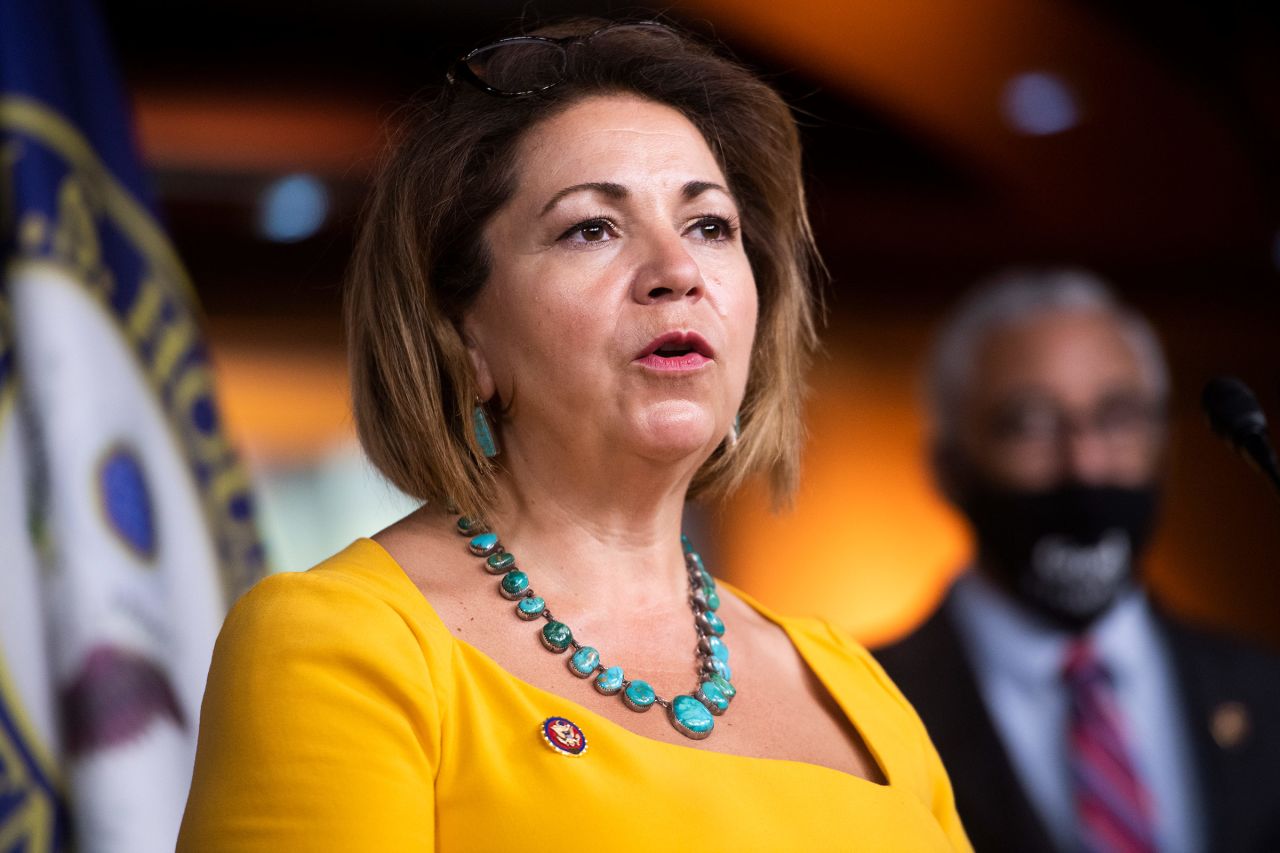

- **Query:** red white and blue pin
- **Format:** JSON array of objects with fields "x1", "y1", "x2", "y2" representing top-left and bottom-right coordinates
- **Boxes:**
[{"x1": 541, "y1": 716, "x2": 588, "y2": 756}]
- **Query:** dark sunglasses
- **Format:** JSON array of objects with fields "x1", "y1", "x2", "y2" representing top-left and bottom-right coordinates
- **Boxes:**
[{"x1": 447, "y1": 21, "x2": 680, "y2": 98}]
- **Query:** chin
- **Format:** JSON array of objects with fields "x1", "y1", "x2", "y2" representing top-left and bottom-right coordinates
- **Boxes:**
[{"x1": 630, "y1": 402, "x2": 720, "y2": 461}]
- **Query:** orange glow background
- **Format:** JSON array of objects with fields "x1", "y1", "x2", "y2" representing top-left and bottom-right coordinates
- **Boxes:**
[{"x1": 714, "y1": 325, "x2": 970, "y2": 646}]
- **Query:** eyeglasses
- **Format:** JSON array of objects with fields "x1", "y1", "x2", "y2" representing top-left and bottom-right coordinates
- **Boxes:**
[
  {"x1": 984, "y1": 394, "x2": 1166, "y2": 453},
  {"x1": 447, "y1": 21, "x2": 680, "y2": 98}
]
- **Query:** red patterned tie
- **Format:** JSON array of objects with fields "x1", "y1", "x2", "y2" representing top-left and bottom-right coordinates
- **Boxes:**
[{"x1": 1063, "y1": 640, "x2": 1158, "y2": 853}]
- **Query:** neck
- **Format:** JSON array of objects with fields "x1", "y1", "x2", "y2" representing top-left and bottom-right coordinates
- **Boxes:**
[{"x1": 482, "y1": 441, "x2": 706, "y2": 610}]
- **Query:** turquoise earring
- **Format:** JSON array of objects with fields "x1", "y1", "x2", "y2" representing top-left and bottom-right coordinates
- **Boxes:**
[{"x1": 473, "y1": 401, "x2": 499, "y2": 458}]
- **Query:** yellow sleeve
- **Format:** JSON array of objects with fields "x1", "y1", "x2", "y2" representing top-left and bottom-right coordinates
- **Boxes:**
[
  {"x1": 826, "y1": 624, "x2": 975, "y2": 853},
  {"x1": 178, "y1": 568, "x2": 442, "y2": 852}
]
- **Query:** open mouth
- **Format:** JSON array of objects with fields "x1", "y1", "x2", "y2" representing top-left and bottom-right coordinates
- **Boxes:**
[
  {"x1": 635, "y1": 332, "x2": 714, "y2": 371},
  {"x1": 654, "y1": 341, "x2": 696, "y2": 357}
]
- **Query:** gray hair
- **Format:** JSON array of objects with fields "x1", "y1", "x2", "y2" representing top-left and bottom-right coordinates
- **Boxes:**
[{"x1": 925, "y1": 268, "x2": 1170, "y2": 445}]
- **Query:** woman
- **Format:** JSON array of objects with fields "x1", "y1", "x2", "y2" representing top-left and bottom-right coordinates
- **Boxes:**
[{"x1": 179, "y1": 19, "x2": 971, "y2": 851}]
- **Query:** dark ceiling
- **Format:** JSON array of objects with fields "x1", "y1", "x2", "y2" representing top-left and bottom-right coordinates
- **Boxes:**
[{"x1": 100, "y1": 0, "x2": 1280, "y2": 326}]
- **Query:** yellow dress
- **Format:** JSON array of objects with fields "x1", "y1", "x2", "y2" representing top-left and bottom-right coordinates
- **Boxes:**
[{"x1": 179, "y1": 539, "x2": 972, "y2": 852}]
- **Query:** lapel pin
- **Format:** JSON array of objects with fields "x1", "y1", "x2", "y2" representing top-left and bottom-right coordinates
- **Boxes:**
[
  {"x1": 1209, "y1": 701, "x2": 1250, "y2": 750},
  {"x1": 541, "y1": 716, "x2": 588, "y2": 757}
]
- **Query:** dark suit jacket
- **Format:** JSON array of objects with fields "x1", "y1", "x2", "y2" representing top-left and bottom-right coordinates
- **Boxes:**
[{"x1": 875, "y1": 590, "x2": 1280, "y2": 853}]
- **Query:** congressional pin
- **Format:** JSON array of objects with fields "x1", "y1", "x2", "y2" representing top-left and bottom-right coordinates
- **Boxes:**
[
  {"x1": 1210, "y1": 701, "x2": 1250, "y2": 750},
  {"x1": 540, "y1": 716, "x2": 588, "y2": 757}
]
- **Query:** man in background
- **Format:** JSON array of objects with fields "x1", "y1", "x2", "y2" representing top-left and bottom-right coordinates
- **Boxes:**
[{"x1": 875, "y1": 269, "x2": 1280, "y2": 853}]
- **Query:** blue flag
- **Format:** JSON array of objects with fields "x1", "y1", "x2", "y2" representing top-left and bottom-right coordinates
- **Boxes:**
[{"x1": 1, "y1": 0, "x2": 265, "y2": 849}]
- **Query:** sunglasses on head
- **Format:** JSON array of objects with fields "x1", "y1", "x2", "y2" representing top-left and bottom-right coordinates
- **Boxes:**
[{"x1": 447, "y1": 21, "x2": 680, "y2": 98}]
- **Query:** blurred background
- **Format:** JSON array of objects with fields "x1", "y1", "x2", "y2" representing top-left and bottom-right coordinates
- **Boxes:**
[{"x1": 105, "y1": 0, "x2": 1280, "y2": 648}]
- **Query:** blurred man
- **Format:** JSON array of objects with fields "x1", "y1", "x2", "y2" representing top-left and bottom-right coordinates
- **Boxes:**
[{"x1": 875, "y1": 270, "x2": 1280, "y2": 853}]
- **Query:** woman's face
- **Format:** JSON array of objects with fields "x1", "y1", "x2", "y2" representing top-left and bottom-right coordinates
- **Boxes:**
[{"x1": 465, "y1": 94, "x2": 758, "y2": 470}]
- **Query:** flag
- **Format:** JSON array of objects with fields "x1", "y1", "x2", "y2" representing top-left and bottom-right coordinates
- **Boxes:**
[{"x1": 1, "y1": 0, "x2": 266, "y2": 849}]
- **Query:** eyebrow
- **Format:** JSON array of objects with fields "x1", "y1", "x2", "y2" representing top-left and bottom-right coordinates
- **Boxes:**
[
  {"x1": 682, "y1": 180, "x2": 731, "y2": 202},
  {"x1": 540, "y1": 182, "x2": 627, "y2": 216},
  {"x1": 538, "y1": 179, "x2": 735, "y2": 216}
]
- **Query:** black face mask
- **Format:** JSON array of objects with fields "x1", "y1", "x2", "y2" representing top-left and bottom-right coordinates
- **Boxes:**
[{"x1": 952, "y1": 472, "x2": 1161, "y2": 631}]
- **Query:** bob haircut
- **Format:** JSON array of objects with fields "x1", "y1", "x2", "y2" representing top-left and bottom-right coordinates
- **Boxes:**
[{"x1": 347, "y1": 18, "x2": 822, "y2": 517}]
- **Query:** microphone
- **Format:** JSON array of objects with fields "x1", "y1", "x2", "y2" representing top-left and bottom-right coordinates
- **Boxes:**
[{"x1": 1201, "y1": 376, "x2": 1280, "y2": 498}]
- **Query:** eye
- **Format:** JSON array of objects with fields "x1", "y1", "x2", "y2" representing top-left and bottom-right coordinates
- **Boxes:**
[
  {"x1": 988, "y1": 403, "x2": 1060, "y2": 444},
  {"x1": 557, "y1": 217, "x2": 618, "y2": 244},
  {"x1": 686, "y1": 215, "x2": 738, "y2": 242},
  {"x1": 1091, "y1": 396, "x2": 1160, "y2": 441}
]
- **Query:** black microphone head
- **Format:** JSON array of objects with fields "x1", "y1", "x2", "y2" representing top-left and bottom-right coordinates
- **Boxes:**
[{"x1": 1201, "y1": 376, "x2": 1267, "y2": 442}]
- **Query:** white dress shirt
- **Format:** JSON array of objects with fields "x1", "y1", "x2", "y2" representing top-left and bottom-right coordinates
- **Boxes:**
[{"x1": 948, "y1": 570, "x2": 1205, "y2": 853}]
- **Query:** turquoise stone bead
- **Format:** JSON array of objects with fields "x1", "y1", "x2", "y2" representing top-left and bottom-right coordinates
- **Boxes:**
[
  {"x1": 595, "y1": 665, "x2": 624, "y2": 695},
  {"x1": 541, "y1": 621, "x2": 572, "y2": 653},
  {"x1": 516, "y1": 596, "x2": 545, "y2": 620},
  {"x1": 697, "y1": 680, "x2": 730, "y2": 714},
  {"x1": 710, "y1": 674, "x2": 736, "y2": 699},
  {"x1": 708, "y1": 635, "x2": 729, "y2": 663},
  {"x1": 687, "y1": 552, "x2": 705, "y2": 573},
  {"x1": 469, "y1": 532, "x2": 499, "y2": 555},
  {"x1": 499, "y1": 570, "x2": 529, "y2": 599},
  {"x1": 700, "y1": 572, "x2": 717, "y2": 593},
  {"x1": 623, "y1": 680, "x2": 656, "y2": 711},
  {"x1": 699, "y1": 610, "x2": 725, "y2": 637},
  {"x1": 706, "y1": 658, "x2": 732, "y2": 681},
  {"x1": 569, "y1": 646, "x2": 600, "y2": 677},
  {"x1": 692, "y1": 586, "x2": 720, "y2": 613},
  {"x1": 670, "y1": 694, "x2": 715, "y2": 738},
  {"x1": 681, "y1": 534, "x2": 694, "y2": 554},
  {"x1": 456, "y1": 516, "x2": 482, "y2": 534},
  {"x1": 486, "y1": 552, "x2": 515, "y2": 573}
]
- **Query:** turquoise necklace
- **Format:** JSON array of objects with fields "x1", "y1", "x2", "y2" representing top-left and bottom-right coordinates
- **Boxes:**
[{"x1": 457, "y1": 516, "x2": 737, "y2": 739}]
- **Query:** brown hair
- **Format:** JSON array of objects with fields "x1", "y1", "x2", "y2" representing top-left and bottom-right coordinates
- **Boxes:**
[{"x1": 346, "y1": 18, "x2": 822, "y2": 517}]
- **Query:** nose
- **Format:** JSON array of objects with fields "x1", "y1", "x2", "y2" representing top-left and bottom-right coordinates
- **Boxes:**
[
  {"x1": 1059, "y1": 430, "x2": 1113, "y2": 485},
  {"x1": 630, "y1": 229, "x2": 703, "y2": 304}
]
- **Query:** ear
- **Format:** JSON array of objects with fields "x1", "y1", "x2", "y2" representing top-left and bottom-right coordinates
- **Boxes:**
[{"x1": 460, "y1": 317, "x2": 497, "y2": 402}]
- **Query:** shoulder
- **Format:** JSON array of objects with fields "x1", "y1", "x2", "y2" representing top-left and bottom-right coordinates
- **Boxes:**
[
  {"x1": 814, "y1": 614, "x2": 926, "y2": 706},
  {"x1": 1160, "y1": 608, "x2": 1280, "y2": 669},
  {"x1": 182, "y1": 540, "x2": 448, "y2": 849},
  {"x1": 1158, "y1": 608, "x2": 1280, "y2": 710},
  {"x1": 226, "y1": 539, "x2": 432, "y2": 639},
  {"x1": 214, "y1": 539, "x2": 456, "y2": 705},
  {"x1": 757, "y1": 604, "x2": 931, "y2": 722},
  {"x1": 718, "y1": 582, "x2": 921, "y2": 717},
  {"x1": 782, "y1": 611, "x2": 974, "y2": 850}
]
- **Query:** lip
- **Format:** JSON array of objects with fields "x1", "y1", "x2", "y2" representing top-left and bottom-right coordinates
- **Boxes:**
[{"x1": 634, "y1": 331, "x2": 716, "y2": 372}]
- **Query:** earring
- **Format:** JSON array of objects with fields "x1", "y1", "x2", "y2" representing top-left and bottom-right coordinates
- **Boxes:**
[
  {"x1": 725, "y1": 414, "x2": 741, "y2": 449},
  {"x1": 473, "y1": 400, "x2": 499, "y2": 458}
]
